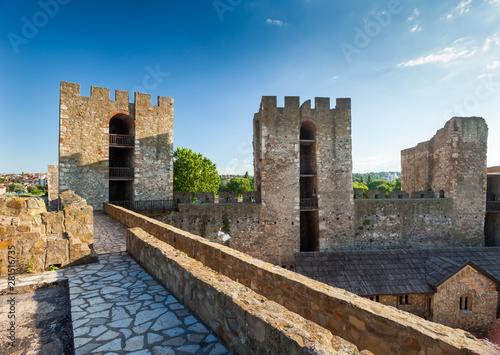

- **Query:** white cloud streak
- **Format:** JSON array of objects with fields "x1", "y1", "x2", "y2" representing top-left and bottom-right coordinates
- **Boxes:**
[
  {"x1": 398, "y1": 45, "x2": 477, "y2": 67},
  {"x1": 266, "y1": 18, "x2": 284, "y2": 26},
  {"x1": 445, "y1": 0, "x2": 473, "y2": 20}
]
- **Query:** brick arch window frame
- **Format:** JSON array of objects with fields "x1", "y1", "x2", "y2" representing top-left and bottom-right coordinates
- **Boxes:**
[
  {"x1": 106, "y1": 110, "x2": 136, "y2": 136},
  {"x1": 299, "y1": 117, "x2": 319, "y2": 140}
]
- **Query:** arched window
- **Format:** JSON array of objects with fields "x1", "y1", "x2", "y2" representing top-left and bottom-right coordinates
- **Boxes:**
[
  {"x1": 459, "y1": 296, "x2": 471, "y2": 311},
  {"x1": 300, "y1": 120, "x2": 316, "y2": 140}
]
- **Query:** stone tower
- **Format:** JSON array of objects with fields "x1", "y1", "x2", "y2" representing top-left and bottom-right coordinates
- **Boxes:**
[
  {"x1": 253, "y1": 96, "x2": 354, "y2": 263},
  {"x1": 58, "y1": 82, "x2": 174, "y2": 210},
  {"x1": 401, "y1": 117, "x2": 488, "y2": 246}
]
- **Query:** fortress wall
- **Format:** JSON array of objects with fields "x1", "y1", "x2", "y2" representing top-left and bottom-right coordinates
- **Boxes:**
[
  {"x1": 401, "y1": 117, "x2": 488, "y2": 247},
  {"x1": 150, "y1": 203, "x2": 271, "y2": 263},
  {"x1": 105, "y1": 203, "x2": 499, "y2": 354},
  {"x1": 126, "y1": 227, "x2": 365, "y2": 355},
  {"x1": 349, "y1": 199, "x2": 454, "y2": 249}
]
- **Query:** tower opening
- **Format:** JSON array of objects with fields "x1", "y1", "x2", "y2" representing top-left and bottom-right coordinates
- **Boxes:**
[
  {"x1": 299, "y1": 119, "x2": 319, "y2": 252},
  {"x1": 109, "y1": 114, "x2": 134, "y2": 202}
]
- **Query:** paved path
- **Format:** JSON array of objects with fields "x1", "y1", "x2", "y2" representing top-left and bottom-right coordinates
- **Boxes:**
[{"x1": 3, "y1": 212, "x2": 231, "y2": 354}]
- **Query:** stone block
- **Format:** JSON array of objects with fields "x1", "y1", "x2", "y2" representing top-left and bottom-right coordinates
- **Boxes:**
[
  {"x1": 46, "y1": 236, "x2": 70, "y2": 266},
  {"x1": 68, "y1": 234, "x2": 92, "y2": 264}
]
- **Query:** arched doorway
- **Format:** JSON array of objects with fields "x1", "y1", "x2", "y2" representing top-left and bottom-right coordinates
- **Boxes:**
[
  {"x1": 109, "y1": 114, "x2": 134, "y2": 202},
  {"x1": 299, "y1": 119, "x2": 319, "y2": 252}
]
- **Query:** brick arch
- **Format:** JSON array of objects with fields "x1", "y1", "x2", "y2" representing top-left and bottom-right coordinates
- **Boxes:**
[
  {"x1": 299, "y1": 118, "x2": 318, "y2": 140},
  {"x1": 106, "y1": 109, "x2": 131, "y2": 123},
  {"x1": 107, "y1": 110, "x2": 135, "y2": 135}
]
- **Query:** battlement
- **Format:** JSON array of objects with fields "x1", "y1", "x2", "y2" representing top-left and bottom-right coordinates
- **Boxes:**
[
  {"x1": 60, "y1": 81, "x2": 172, "y2": 107},
  {"x1": 259, "y1": 96, "x2": 350, "y2": 112}
]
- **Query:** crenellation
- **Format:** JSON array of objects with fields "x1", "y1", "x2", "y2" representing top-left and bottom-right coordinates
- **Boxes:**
[
  {"x1": 90, "y1": 85, "x2": 110, "y2": 100},
  {"x1": 314, "y1": 97, "x2": 330, "y2": 110},
  {"x1": 58, "y1": 81, "x2": 174, "y2": 209},
  {"x1": 114, "y1": 90, "x2": 129, "y2": 105}
]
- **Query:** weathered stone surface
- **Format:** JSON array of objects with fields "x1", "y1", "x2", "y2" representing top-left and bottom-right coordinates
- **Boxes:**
[
  {"x1": 58, "y1": 82, "x2": 174, "y2": 210},
  {"x1": 46, "y1": 237, "x2": 70, "y2": 266},
  {"x1": 108, "y1": 204, "x2": 500, "y2": 355},
  {"x1": 127, "y1": 226, "x2": 363, "y2": 354},
  {"x1": 401, "y1": 117, "x2": 488, "y2": 246},
  {"x1": 0, "y1": 192, "x2": 95, "y2": 276}
]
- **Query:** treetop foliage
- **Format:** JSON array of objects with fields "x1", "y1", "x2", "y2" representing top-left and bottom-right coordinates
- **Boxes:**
[{"x1": 173, "y1": 147, "x2": 219, "y2": 195}]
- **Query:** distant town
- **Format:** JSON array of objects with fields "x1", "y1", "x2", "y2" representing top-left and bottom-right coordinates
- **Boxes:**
[{"x1": 0, "y1": 172, "x2": 48, "y2": 196}]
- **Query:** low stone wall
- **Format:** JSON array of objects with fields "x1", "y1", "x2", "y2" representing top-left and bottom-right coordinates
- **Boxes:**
[
  {"x1": 105, "y1": 203, "x2": 499, "y2": 354},
  {"x1": 127, "y1": 227, "x2": 366, "y2": 354},
  {"x1": 0, "y1": 191, "x2": 95, "y2": 275}
]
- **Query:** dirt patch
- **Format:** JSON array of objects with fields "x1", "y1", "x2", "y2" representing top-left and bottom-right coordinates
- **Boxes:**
[{"x1": 0, "y1": 281, "x2": 74, "y2": 355}]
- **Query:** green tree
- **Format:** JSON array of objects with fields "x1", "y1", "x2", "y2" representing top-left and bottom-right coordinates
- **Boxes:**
[
  {"x1": 27, "y1": 186, "x2": 42, "y2": 195},
  {"x1": 7, "y1": 183, "x2": 26, "y2": 193},
  {"x1": 367, "y1": 174, "x2": 373, "y2": 185},
  {"x1": 244, "y1": 171, "x2": 249, "y2": 179},
  {"x1": 353, "y1": 181, "x2": 368, "y2": 198},
  {"x1": 226, "y1": 177, "x2": 253, "y2": 194},
  {"x1": 173, "y1": 147, "x2": 219, "y2": 201},
  {"x1": 393, "y1": 178, "x2": 401, "y2": 191}
]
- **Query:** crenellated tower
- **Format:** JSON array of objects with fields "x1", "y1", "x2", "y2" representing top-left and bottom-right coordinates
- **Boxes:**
[
  {"x1": 253, "y1": 96, "x2": 354, "y2": 265},
  {"x1": 58, "y1": 81, "x2": 173, "y2": 210}
]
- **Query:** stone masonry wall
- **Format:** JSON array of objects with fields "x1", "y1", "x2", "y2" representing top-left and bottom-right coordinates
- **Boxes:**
[
  {"x1": 432, "y1": 265, "x2": 498, "y2": 336},
  {"x1": 47, "y1": 164, "x2": 59, "y2": 211},
  {"x1": 105, "y1": 203, "x2": 499, "y2": 354},
  {"x1": 127, "y1": 227, "x2": 366, "y2": 355},
  {"x1": 253, "y1": 97, "x2": 354, "y2": 264},
  {"x1": 151, "y1": 203, "x2": 274, "y2": 264},
  {"x1": 351, "y1": 199, "x2": 454, "y2": 249},
  {"x1": 59, "y1": 81, "x2": 173, "y2": 210},
  {"x1": 401, "y1": 117, "x2": 488, "y2": 246},
  {"x1": 153, "y1": 197, "x2": 459, "y2": 257},
  {"x1": 0, "y1": 191, "x2": 95, "y2": 276}
]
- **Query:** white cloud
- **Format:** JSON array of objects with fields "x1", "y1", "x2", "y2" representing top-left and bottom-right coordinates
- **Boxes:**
[
  {"x1": 445, "y1": 0, "x2": 473, "y2": 20},
  {"x1": 329, "y1": 75, "x2": 339, "y2": 83},
  {"x1": 266, "y1": 18, "x2": 285, "y2": 26},
  {"x1": 410, "y1": 24, "x2": 421, "y2": 33},
  {"x1": 398, "y1": 45, "x2": 477, "y2": 67},
  {"x1": 482, "y1": 34, "x2": 500, "y2": 52},
  {"x1": 485, "y1": 0, "x2": 500, "y2": 5},
  {"x1": 408, "y1": 8, "x2": 420, "y2": 21},
  {"x1": 487, "y1": 60, "x2": 500, "y2": 70}
]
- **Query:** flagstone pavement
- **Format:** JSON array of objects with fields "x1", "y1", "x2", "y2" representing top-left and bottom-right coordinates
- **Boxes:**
[{"x1": 4, "y1": 212, "x2": 232, "y2": 355}]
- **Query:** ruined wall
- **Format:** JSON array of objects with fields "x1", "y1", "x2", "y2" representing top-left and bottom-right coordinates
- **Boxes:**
[
  {"x1": 47, "y1": 164, "x2": 59, "y2": 211},
  {"x1": 432, "y1": 265, "x2": 498, "y2": 336},
  {"x1": 0, "y1": 191, "x2": 95, "y2": 276},
  {"x1": 401, "y1": 117, "x2": 488, "y2": 246},
  {"x1": 253, "y1": 97, "x2": 353, "y2": 264},
  {"x1": 351, "y1": 199, "x2": 454, "y2": 249},
  {"x1": 59, "y1": 82, "x2": 173, "y2": 210},
  {"x1": 105, "y1": 203, "x2": 499, "y2": 354}
]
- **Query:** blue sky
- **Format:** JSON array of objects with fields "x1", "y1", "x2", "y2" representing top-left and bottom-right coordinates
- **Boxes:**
[{"x1": 1, "y1": 0, "x2": 499, "y2": 174}]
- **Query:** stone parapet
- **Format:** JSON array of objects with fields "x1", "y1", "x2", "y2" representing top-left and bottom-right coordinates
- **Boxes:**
[
  {"x1": 105, "y1": 203, "x2": 499, "y2": 354},
  {"x1": 127, "y1": 227, "x2": 366, "y2": 354}
]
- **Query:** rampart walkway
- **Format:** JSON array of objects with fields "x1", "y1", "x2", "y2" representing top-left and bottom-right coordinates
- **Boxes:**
[{"x1": 3, "y1": 212, "x2": 230, "y2": 355}]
